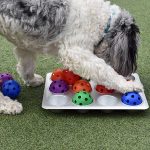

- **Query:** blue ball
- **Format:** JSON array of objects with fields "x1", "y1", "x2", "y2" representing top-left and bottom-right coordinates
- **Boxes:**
[
  {"x1": 122, "y1": 92, "x2": 142, "y2": 106},
  {"x1": 2, "y1": 80, "x2": 21, "y2": 100}
]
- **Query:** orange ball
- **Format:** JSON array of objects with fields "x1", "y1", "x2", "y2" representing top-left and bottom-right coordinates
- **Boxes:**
[
  {"x1": 73, "y1": 80, "x2": 92, "y2": 93},
  {"x1": 51, "y1": 69, "x2": 64, "y2": 81},
  {"x1": 96, "y1": 85, "x2": 114, "y2": 94}
]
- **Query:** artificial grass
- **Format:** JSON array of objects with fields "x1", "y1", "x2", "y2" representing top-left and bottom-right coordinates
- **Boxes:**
[{"x1": 0, "y1": 0, "x2": 150, "y2": 149}]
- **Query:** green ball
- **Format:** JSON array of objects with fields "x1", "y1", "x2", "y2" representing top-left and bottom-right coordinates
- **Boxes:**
[{"x1": 72, "y1": 91, "x2": 93, "y2": 106}]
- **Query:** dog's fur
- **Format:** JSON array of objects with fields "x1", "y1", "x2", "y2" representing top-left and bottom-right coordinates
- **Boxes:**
[{"x1": 0, "y1": 0, "x2": 143, "y2": 114}]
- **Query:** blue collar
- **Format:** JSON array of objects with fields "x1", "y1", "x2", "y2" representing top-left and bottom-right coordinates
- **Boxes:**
[
  {"x1": 104, "y1": 9, "x2": 116, "y2": 33},
  {"x1": 104, "y1": 16, "x2": 111, "y2": 33}
]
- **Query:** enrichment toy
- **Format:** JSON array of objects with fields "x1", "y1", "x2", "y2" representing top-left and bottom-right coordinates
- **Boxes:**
[
  {"x1": 63, "y1": 69, "x2": 81, "y2": 85},
  {"x1": 122, "y1": 92, "x2": 142, "y2": 106},
  {"x1": 2, "y1": 80, "x2": 21, "y2": 99},
  {"x1": 51, "y1": 69, "x2": 64, "y2": 81},
  {"x1": 96, "y1": 85, "x2": 114, "y2": 94},
  {"x1": 49, "y1": 80, "x2": 69, "y2": 94},
  {"x1": 42, "y1": 73, "x2": 148, "y2": 111},
  {"x1": 0, "y1": 73, "x2": 13, "y2": 87},
  {"x1": 72, "y1": 91, "x2": 93, "y2": 106},
  {"x1": 73, "y1": 80, "x2": 92, "y2": 93}
]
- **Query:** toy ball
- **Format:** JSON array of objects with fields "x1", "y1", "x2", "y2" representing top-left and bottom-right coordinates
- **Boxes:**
[
  {"x1": 0, "y1": 73, "x2": 13, "y2": 87},
  {"x1": 63, "y1": 69, "x2": 81, "y2": 85},
  {"x1": 96, "y1": 85, "x2": 114, "y2": 94},
  {"x1": 73, "y1": 80, "x2": 92, "y2": 93},
  {"x1": 49, "y1": 80, "x2": 69, "y2": 94},
  {"x1": 51, "y1": 69, "x2": 64, "y2": 81},
  {"x1": 2, "y1": 80, "x2": 21, "y2": 100},
  {"x1": 122, "y1": 92, "x2": 142, "y2": 106},
  {"x1": 72, "y1": 91, "x2": 93, "y2": 106}
]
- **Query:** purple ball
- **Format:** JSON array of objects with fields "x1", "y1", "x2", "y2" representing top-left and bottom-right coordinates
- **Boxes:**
[
  {"x1": 0, "y1": 73, "x2": 13, "y2": 87},
  {"x1": 49, "y1": 80, "x2": 69, "y2": 93}
]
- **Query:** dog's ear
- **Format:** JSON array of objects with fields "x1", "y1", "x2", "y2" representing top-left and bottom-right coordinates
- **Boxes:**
[{"x1": 106, "y1": 11, "x2": 140, "y2": 77}]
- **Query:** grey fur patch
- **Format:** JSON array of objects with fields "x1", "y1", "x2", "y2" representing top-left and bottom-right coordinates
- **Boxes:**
[
  {"x1": 0, "y1": 0, "x2": 70, "y2": 40},
  {"x1": 94, "y1": 10, "x2": 140, "y2": 77}
]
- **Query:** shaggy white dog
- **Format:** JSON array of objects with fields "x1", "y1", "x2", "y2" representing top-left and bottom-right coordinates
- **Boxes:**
[{"x1": 0, "y1": 0, "x2": 143, "y2": 114}]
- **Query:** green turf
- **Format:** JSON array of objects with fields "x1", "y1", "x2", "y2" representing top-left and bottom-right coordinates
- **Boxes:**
[{"x1": 0, "y1": 0, "x2": 150, "y2": 149}]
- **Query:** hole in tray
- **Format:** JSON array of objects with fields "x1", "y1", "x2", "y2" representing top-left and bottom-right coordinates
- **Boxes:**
[
  {"x1": 97, "y1": 95, "x2": 119, "y2": 106},
  {"x1": 48, "y1": 95, "x2": 69, "y2": 106}
]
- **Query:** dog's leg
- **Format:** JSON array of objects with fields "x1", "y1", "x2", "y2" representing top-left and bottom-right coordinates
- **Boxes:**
[
  {"x1": 0, "y1": 92, "x2": 23, "y2": 115},
  {"x1": 14, "y1": 48, "x2": 44, "y2": 87},
  {"x1": 59, "y1": 46, "x2": 143, "y2": 93}
]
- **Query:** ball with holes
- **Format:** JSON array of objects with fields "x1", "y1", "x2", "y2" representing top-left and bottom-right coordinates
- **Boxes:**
[
  {"x1": 73, "y1": 80, "x2": 92, "y2": 93},
  {"x1": 0, "y1": 73, "x2": 13, "y2": 87},
  {"x1": 49, "y1": 80, "x2": 69, "y2": 94},
  {"x1": 72, "y1": 91, "x2": 93, "y2": 106},
  {"x1": 122, "y1": 92, "x2": 142, "y2": 106},
  {"x1": 51, "y1": 69, "x2": 64, "y2": 81},
  {"x1": 96, "y1": 85, "x2": 114, "y2": 94},
  {"x1": 63, "y1": 69, "x2": 81, "y2": 85},
  {"x1": 2, "y1": 80, "x2": 21, "y2": 100}
]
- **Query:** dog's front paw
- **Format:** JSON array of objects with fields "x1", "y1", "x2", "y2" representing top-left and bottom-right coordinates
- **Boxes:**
[
  {"x1": 119, "y1": 81, "x2": 144, "y2": 93},
  {"x1": 26, "y1": 74, "x2": 44, "y2": 87},
  {"x1": 132, "y1": 82, "x2": 144, "y2": 92},
  {"x1": 8, "y1": 100, "x2": 23, "y2": 115},
  {"x1": 0, "y1": 96, "x2": 23, "y2": 115}
]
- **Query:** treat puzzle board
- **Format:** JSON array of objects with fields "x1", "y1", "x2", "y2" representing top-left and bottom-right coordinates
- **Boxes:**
[{"x1": 42, "y1": 73, "x2": 149, "y2": 110}]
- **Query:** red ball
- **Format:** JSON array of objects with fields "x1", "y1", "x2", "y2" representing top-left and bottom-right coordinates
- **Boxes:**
[
  {"x1": 51, "y1": 69, "x2": 64, "y2": 81},
  {"x1": 63, "y1": 69, "x2": 81, "y2": 85},
  {"x1": 96, "y1": 85, "x2": 114, "y2": 94}
]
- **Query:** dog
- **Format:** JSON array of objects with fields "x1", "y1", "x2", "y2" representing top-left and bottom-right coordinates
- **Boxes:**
[{"x1": 0, "y1": 0, "x2": 143, "y2": 114}]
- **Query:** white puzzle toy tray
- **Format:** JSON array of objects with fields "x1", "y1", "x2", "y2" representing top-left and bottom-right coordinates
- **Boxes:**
[{"x1": 42, "y1": 73, "x2": 149, "y2": 111}]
